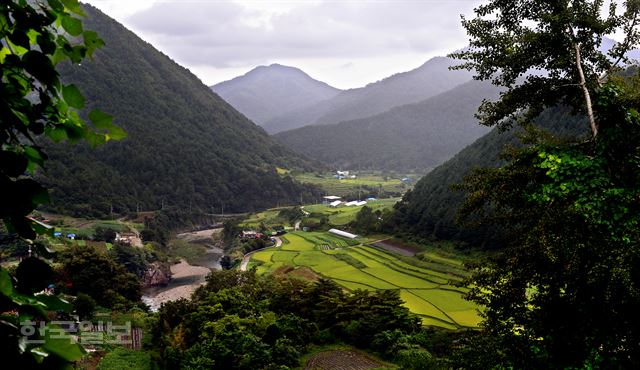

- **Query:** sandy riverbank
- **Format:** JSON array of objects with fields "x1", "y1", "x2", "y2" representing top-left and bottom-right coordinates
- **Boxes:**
[{"x1": 142, "y1": 260, "x2": 211, "y2": 311}]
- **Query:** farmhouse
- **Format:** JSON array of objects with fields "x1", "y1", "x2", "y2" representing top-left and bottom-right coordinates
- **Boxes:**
[
  {"x1": 323, "y1": 195, "x2": 341, "y2": 205},
  {"x1": 345, "y1": 200, "x2": 367, "y2": 207},
  {"x1": 328, "y1": 228, "x2": 358, "y2": 239},
  {"x1": 115, "y1": 232, "x2": 137, "y2": 245},
  {"x1": 329, "y1": 200, "x2": 342, "y2": 207}
]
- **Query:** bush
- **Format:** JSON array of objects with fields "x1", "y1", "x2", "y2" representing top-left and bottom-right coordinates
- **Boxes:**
[{"x1": 97, "y1": 348, "x2": 154, "y2": 370}]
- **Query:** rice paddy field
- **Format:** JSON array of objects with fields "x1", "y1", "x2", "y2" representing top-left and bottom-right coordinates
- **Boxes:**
[
  {"x1": 303, "y1": 198, "x2": 400, "y2": 226},
  {"x1": 249, "y1": 231, "x2": 481, "y2": 330},
  {"x1": 292, "y1": 172, "x2": 419, "y2": 197}
]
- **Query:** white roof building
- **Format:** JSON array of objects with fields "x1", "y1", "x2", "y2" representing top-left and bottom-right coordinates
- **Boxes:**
[
  {"x1": 323, "y1": 195, "x2": 341, "y2": 200},
  {"x1": 328, "y1": 228, "x2": 358, "y2": 239}
]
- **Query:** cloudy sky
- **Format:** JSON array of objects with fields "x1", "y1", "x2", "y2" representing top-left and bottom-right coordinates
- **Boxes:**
[{"x1": 81, "y1": 0, "x2": 482, "y2": 88}]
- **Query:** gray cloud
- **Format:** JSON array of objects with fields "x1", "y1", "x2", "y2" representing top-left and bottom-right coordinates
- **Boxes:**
[{"x1": 126, "y1": 0, "x2": 482, "y2": 69}]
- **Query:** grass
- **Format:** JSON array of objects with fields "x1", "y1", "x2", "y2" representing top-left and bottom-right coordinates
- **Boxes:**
[
  {"x1": 240, "y1": 207, "x2": 291, "y2": 228},
  {"x1": 281, "y1": 234, "x2": 317, "y2": 251},
  {"x1": 166, "y1": 239, "x2": 207, "y2": 265},
  {"x1": 249, "y1": 231, "x2": 482, "y2": 330},
  {"x1": 96, "y1": 348, "x2": 153, "y2": 370},
  {"x1": 292, "y1": 171, "x2": 418, "y2": 198},
  {"x1": 304, "y1": 198, "x2": 399, "y2": 226}
]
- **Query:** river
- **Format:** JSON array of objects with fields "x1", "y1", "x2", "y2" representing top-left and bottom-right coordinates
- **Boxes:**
[{"x1": 142, "y1": 228, "x2": 223, "y2": 311}]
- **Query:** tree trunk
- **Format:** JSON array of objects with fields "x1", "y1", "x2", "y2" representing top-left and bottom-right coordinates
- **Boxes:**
[{"x1": 574, "y1": 43, "x2": 598, "y2": 137}]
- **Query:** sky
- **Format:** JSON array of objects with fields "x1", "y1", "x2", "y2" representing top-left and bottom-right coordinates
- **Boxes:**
[{"x1": 82, "y1": 0, "x2": 485, "y2": 89}]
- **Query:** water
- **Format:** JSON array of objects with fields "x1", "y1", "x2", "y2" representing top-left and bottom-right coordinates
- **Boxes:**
[{"x1": 142, "y1": 246, "x2": 223, "y2": 312}]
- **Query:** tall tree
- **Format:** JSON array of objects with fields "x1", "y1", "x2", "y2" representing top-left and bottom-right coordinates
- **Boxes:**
[
  {"x1": 450, "y1": 0, "x2": 640, "y2": 367},
  {"x1": 451, "y1": 0, "x2": 640, "y2": 137}
]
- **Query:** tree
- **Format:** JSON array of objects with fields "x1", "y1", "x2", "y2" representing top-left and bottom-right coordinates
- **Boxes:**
[
  {"x1": 59, "y1": 245, "x2": 142, "y2": 309},
  {"x1": 1, "y1": 1, "x2": 123, "y2": 367},
  {"x1": 452, "y1": 1, "x2": 640, "y2": 366},
  {"x1": 451, "y1": 0, "x2": 640, "y2": 137},
  {"x1": 1, "y1": 0, "x2": 124, "y2": 239}
]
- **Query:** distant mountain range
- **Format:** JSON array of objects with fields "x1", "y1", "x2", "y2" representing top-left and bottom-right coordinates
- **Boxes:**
[
  {"x1": 40, "y1": 5, "x2": 319, "y2": 218},
  {"x1": 393, "y1": 107, "x2": 590, "y2": 245},
  {"x1": 261, "y1": 56, "x2": 475, "y2": 133},
  {"x1": 211, "y1": 64, "x2": 341, "y2": 127},
  {"x1": 274, "y1": 80, "x2": 500, "y2": 171}
]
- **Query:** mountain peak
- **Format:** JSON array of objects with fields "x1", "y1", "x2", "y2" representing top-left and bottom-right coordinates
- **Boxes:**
[{"x1": 212, "y1": 64, "x2": 341, "y2": 125}]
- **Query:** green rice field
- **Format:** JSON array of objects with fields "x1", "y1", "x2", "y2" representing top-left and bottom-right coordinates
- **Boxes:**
[
  {"x1": 292, "y1": 172, "x2": 419, "y2": 197},
  {"x1": 303, "y1": 198, "x2": 399, "y2": 226},
  {"x1": 249, "y1": 231, "x2": 481, "y2": 330}
]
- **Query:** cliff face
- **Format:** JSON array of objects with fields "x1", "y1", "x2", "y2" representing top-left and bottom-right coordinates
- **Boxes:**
[{"x1": 143, "y1": 262, "x2": 171, "y2": 287}]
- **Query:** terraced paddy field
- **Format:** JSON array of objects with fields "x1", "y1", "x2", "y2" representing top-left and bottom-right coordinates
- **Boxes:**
[
  {"x1": 303, "y1": 198, "x2": 400, "y2": 226},
  {"x1": 249, "y1": 231, "x2": 481, "y2": 329}
]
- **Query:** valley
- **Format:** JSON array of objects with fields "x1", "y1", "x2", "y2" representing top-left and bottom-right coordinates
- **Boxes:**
[{"x1": 3, "y1": 0, "x2": 638, "y2": 369}]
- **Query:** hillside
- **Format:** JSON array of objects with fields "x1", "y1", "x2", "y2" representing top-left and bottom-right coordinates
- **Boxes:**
[
  {"x1": 393, "y1": 107, "x2": 589, "y2": 245},
  {"x1": 211, "y1": 64, "x2": 341, "y2": 126},
  {"x1": 274, "y1": 80, "x2": 500, "y2": 171},
  {"x1": 262, "y1": 56, "x2": 475, "y2": 133},
  {"x1": 39, "y1": 5, "x2": 319, "y2": 218}
]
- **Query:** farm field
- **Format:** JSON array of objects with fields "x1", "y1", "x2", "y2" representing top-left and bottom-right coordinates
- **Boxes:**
[
  {"x1": 292, "y1": 171, "x2": 419, "y2": 197},
  {"x1": 304, "y1": 198, "x2": 399, "y2": 226},
  {"x1": 249, "y1": 231, "x2": 481, "y2": 329}
]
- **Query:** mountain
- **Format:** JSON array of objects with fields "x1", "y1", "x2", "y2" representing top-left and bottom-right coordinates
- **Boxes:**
[
  {"x1": 262, "y1": 56, "x2": 475, "y2": 133},
  {"x1": 274, "y1": 80, "x2": 500, "y2": 171},
  {"x1": 211, "y1": 64, "x2": 341, "y2": 126},
  {"x1": 392, "y1": 107, "x2": 589, "y2": 245},
  {"x1": 39, "y1": 5, "x2": 319, "y2": 218}
]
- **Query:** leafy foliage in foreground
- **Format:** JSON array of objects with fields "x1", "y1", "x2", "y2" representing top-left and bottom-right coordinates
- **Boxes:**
[
  {"x1": 38, "y1": 5, "x2": 320, "y2": 219},
  {"x1": 1, "y1": 0, "x2": 122, "y2": 238},
  {"x1": 151, "y1": 270, "x2": 430, "y2": 369},
  {"x1": 456, "y1": 78, "x2": 640, "y2": 368}
]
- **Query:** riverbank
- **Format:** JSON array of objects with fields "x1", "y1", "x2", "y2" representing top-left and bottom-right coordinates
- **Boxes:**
[{"x1": 142, "y1": 260, "x2": 211, "y2": 311}]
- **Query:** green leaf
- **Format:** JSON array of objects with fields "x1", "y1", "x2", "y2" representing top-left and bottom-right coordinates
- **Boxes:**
[
  {"x1": 85, "y1": 131, "x2": 106, "y2": 148},
  {"x1": 60, "y1": 0, "x2": 85, "y2": 16},
  {"x1": 88, "y1": 109, "x2": 113, "y2": 129},
  {"x1": 88, "y1": 110, "x2": 127, "y2": 141},
  {"x1": 34, "y1": 295, "x2": 72, "y2": 313},
  {"x1": 45, "y1": 126, "x2": 68, "y2": 142},
  {"x1": 83, "y1": 31, "x2": 104, "y2": 57},
  {"x1": 47, "y1": 0, "x2": 65, "y2": 13},
  {"x1": 62, "y1": 84, "x2": 85, "y2": 109},
  {"x1": 0, "y1": 47, "x2": 11, "y2": 63},
  {"x1": 0, "y1": 268, "x2": 16, "y2": 297},
  {"x1": 61, "y1": 15, "x2": 83, "y2": 37},
  {"x1": 24, "y1": 146, "x2": 46, "y2": 170},
  {"x1": 107, "y1": 126, "x2": 127, "y2": 141},
  {"x1": 41, "y1": 323, "x2": 86, "y2": 362}
]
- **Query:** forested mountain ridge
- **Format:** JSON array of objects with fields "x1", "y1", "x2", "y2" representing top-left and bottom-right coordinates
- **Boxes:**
[
  {"x1": 274, "y1": 80, "x2": 500, "y2": 171},
  {"x1": 211, "y1": 64, "x2": 341, "y2": 127},
  {"x1": 262, "y1": 56, "x2": 475, "y2": 133},
  {"x1": 393, "y1": 107, "x2": 589, "y2": 245},
  {"x1": 38, "y1": 5, "x2": 319, "y2": 218}
]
